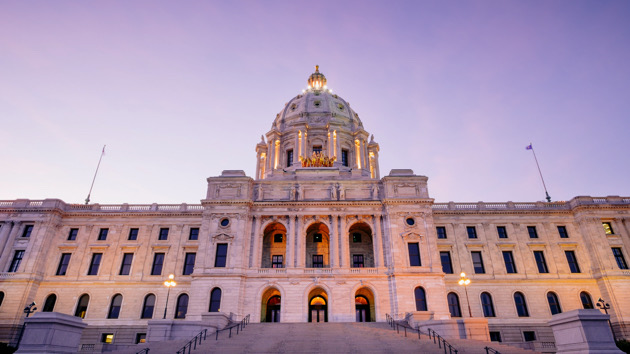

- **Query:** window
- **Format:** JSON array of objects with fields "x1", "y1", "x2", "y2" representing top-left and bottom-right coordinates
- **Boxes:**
[
  {"x1": 274, "y1": 234, "x2": 283, "y2": 243},
  {"x1": 565, "y1": 251, "x2": 580, "y2": 273},
  {"x1": 141, "y1": 294, "x2": 155, "y2": 319},
  {"x1": 557, "y1": 226, "x2": 568, "y2": 238},
  {"x1": 68, "y1": 228, "x2": 78, "y2": 241},
  {"x1": 0, "y1": 292, "x2": 3, "y2": 308},
  {"x1": 612, "y1": 248, "x2": 628, "y2": 269},
  {"x1": 471, "y1": 251, "x2": 485, "y2": 274},
  {"x1": 603, "y1": 222, "x2": 614, "y2": 235},
  {"x1": 189, "y1": 228, "x2": 199, "y2": 240},
  {"x1": 406, "y1": 218, "x2": 415, "y2": 226},
  {"x1": 466, "y1": 226, "x2": 477, "y2": 239},
  {"x1": 353, "y1": 254, "x2": 364, "y2": 268},
  {"x1": 101, "y1": 333, "x2": 114, "y2": 344},
  {"x1": 436, "y1": 226, "x2": 447, "y2": 239},
  {"x1": 151, "y1": 253, "x2": 165, "y2": 276},
  {"x1": 128, "y1": 228, "x2": 139, "y2": 241},
  {"x1": 313, "y1": 146, "x2": 322, "y2": 154},
  {"x1": 183, "y1": 253, "x2": 196, "y2": 275},
  {"x1": 502, "y1": 251, "x2": 517, "y2": 274},
  {"x1": 313, "y1": 233, "x2": 322, "y2": 242},
  {"x1": 580, "y1": 292, "x2": 594, "y2": 309},
  {"x1": 88, "y1": 253, "x2": 102, "y2": 275},
  {"x1": 56, "y1": 253, "x2": 72, "y2": 276},
  {"x1": 414, "y1": 287, "x2": 427, "y2": 311},
  {"x1": 514, "y1": 292, "x2": 529, "y2": 317},
  {"x1": 341, "y1": 150, "x2": 349, "y2": 166},
  {"x1": 497, "y1": 226, "x2": 508, "y2": 239},
  {"x1": 523, "y1": 331, "x2": 536, "y2": 342},
  {"x1": 447, "y1": 292, "x2": 461, "y2": 317},
  {"x1": 312, "y1": 255, "x2": 323, "y2": 268},
  {"x1": 119, "y1": 253, "x2": 134, "y2": 275},
  {"x1": 527, "y1": 226, "x2": 538, "y2": 238},
  {"x1": 481, "y1": 292, "x2": 495, "y2": 317},
  {"x1": 175, "y1": 294, "x2": 189, "y2": 319},
  {"x1": 286, "y1": 149, "x2": 293, "y2": 167},
  {"x1": 22, "y1": 225, "x2": 33, "y2": 238},
  {"x1": 158, "y1": 228, "x2": 169, "y2": 241},
  {"x1": 547, "y1": 292, "x2": 562, "y2": 315},
  {"x1": 8, "y1": 250, "x2": 24, "y2": 272},
  {"x1": 533, "y1": 251, "x2": 549, "y2": 273},
  {"x1": 220, "y1": 218, "x2": 229, "y2": 227},
  {"x1": 43, "y1": 294, "x2": 57, "y2": 312},
  {"x1": 272, "y1": 255, "x2": 283, "y2": 268},
  {"x1": 440, "y1": 251, "x2": 453, "y2": 274},
  {"x1": 75, "y1": 294, "x2": 90, "y2": 318},
  {"x1": 408, "y1": 243, "x2": 421, "y2": 266},
  {"x1": 209, "y1": 288, "x2": 221, "y2": 312},
  {"x1": 108, "y1": 294, "x2": 122, "y2": 319},
  {"x1": 98, "y1": 228, "x2": 108, "y2": 240},
  {"x1": 352, "y1": 233, "x2": 362, "y2": 243},
  {"x1": 490, "y1": 332, "x2": 502, "y2": 342},
  {"x1": 215, "y1": 244, "x2": 227, "y2": 267},
  {"x1": 135, "y1": 333, "x2": 146, "y2": 344}
]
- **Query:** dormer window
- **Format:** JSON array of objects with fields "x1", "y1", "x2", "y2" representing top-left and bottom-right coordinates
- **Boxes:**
[{"x1": 286, "y1": 149, "x2": 293, "y2": 167}]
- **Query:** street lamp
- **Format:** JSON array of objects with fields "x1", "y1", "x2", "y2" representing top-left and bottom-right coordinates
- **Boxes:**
[
  {"x1": 163, "y1": 274, "x2": 176, "y2": 319},
  {"x1": 596, "y1": 298, "x2": 617, "y2": 342},
  {"x1": 16, "y1": 302, "x2": 37, "y2": 349},
  {"x1": 458, "y1": 272, "x2": 472, "y2": 317}
]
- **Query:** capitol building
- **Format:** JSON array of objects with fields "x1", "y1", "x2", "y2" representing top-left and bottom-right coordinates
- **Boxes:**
[{"x1": 0, "y1": 67, "x2": 628, "y2": 352}]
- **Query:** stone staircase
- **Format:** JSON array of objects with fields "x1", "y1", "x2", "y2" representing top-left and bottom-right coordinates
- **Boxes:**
[{"x1": 115, "y1": 322, "x2": 540, "y2": 354}]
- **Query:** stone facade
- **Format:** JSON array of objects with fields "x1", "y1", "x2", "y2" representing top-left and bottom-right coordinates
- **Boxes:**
[{"x1": 0, "y1": 68, "x2": 629, "y2": 351}]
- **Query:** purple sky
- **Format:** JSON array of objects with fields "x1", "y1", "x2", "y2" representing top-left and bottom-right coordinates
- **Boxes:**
[{"x1": 1, "y1": 1, "x2": 629, "y2": 204}]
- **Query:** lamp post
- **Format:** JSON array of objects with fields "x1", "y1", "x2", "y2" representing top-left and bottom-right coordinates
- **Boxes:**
[
  {"x1": 596, "y1": 298, "x2": 617, "y2": 343},
  {"x1": 16, "y1": 302, "x2": 37, "y2": 349},
  {"x1": 458, "y1": 272, "x2": 472, "y2": 317},
  {"x1": 163, "y1": 274, "x2": 176, "y2": 319}
]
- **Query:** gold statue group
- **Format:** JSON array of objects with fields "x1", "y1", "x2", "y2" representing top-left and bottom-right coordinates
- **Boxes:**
[{"x1": 299, "y1": 152, "x2": 336, "y2": 167}]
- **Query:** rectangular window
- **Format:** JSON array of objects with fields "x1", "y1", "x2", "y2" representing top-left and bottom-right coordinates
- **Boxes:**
[
  {"x1": 312, "y1": 254, "x2": 323, "y2": 268},
  {"x1": 8, "y1": 250, "x2": 25, "y2": 272},
  {"x1": 101, "y1": 333, "x2": 114, "y2": 344},
  {"x1": 183, "y1": 252, "x2": 196, "y2": 275},
  {"x1": 158, "y1": 228, "x2": 169, "y2": 240},
  {"x1": 497, "y1": 226, "x2": 508, "y2": 239},
  {"x1": 135, "y1": 333, "x2": 146, "y2": 344},
  {"x1": 471, "y1": 251, "x2": 485, "y2": 274},
  {"x1": 612, "y1": 248, "x2": 629, "y2": 269},
  {"x1": 128, "y1": 228, "x2": 139, "y2": 241},
  {"x1": 22, "y1": 225, "x2": 34, "y2": 238},
  {"x1": 436, "y1": 226, "x2": 447, "y2": 239},
  {"x1": 313, "y1": 233, "x2": 322, "y2": 242},
  {"x1": 440, "y1": 251, "x2": 453, "y2": 274},
  {"x1": 189, "y1": 228, "x2": 199, "y2": 240},
  {"x1": 489, "y1": 332, "x2": 502, "y2": 342},
  {"x1": 466, "y1": 226, "x2": 477, "y2": 239},
  {"x1": 274, "y1": 234, "x2": 283, "y2": 243},
  {"x1": 119, "y1": 253, "x2": 134, "y2": 275},
  {"x1": 603, "y1": 222, "x2": 614, "y2": 235},
  {"x1": 527, "y1": 226, "x2": 538, "y2": 238},
  {"x1": 502, "y1": 251, "x2": 517, "y2": 273},
  {"x1": 215, "y1": 244, "x2": 228, "y2": 267},
  {"x1": 353, "y1": 254, "x2": 364, "y2": 268},
  {"x1": 68, "y1": 228, "x2": 79, "y2": 241},
  {"x1": 565, "y1": 251, "x2": 580, "y2": 273},
  {"x1": 313, "y1": 146, "x2": 322, "y2": 154},
  {"x1": 352, "y1": 233, "x2": 362, "y2": 243},
  {"x1": 272, "y1": 255, "x2": 283, "y2": 268},
  {"x1": 286, "y1": 149, "x2": 293, "y2": 167},
  {"x1": 408, "y1": 243, "x2": 421, "y2": 266},
  {"x1": 98, "y1": 228, "x2": 109, "y2": 241},
  {"x1": 557, "y1": 226, "x2": 569, "y2": 238},
  {"x1": 523, "y1": 331, "x2": 536, "y2": 342},
  {"x1": 151, "y1": 253, "x2": 165, "y2": 275},
  {"x1": 56, "y1": 253, "x2": 72, "y2": 276},
  {"x1": 88, "y1": 253, "x2": 102, "y2": 275},
  {"x1": 533, "y1": 251, "x2": 549, "y2": 273},
  {"x1": 341, "y1": 150, "x2": 349, "y2": 167}
]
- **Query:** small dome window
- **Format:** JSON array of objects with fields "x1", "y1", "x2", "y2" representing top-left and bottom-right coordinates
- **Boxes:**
[
  {"x1": 406, "y1": 218, "x2": 415, "y2": 226},
  {"x1": 313, "y1": 100, "x2": 321, "y2": 107},
  {"x1": 220, "y1": 218, "x2": 230, "y2": 227},
  {"x1": 291, "y1": 104, "x2": 297, "y2": 111},
  {"x1": 337, "y1": 103, "x2": 344, "y2": 111}
]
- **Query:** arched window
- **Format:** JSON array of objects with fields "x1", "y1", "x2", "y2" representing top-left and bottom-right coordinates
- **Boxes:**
[
  {"x1": 580, "y1": 292, "x2": 594, "y2": 309},
  {"x1": 514, "y1": 292, "x2": 529, "y2": 317},
  {"x1": 74, "y1": 294, "x2": 90, "y2": 318},
  {"x1": 414, "y1": 287, "x2": 427, "y2": 311},
  {"x1": 0, "y1": 291, "x2": 4, "y2": 308},
  {"x1": 43, "y1": 294, "x2": 57, "y2": 312},
  {"x1": 108, "y1": 294, "x2": 123, "y2": 319},
  {"x1": 209, "y1": 288, "x2": 222, "y2": 312},
  {"x1": 547, "y1": 292, "x2": 562, "y2": 315},
  {"x1": 481, "y1": 292, "x2": 495, "y2": 317},
  {"x1": 141, "y1": 294, "x2": 155, "y2": 319},
  {"x1": 447, "y1": 292, "x2": 461, "y2": 317},
  {"x1": 175, "y1": 294, "x2": 189, "y2": 319}
]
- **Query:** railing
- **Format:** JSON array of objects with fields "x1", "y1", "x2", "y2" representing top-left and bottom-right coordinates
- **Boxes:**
[
  {"x1": 484, "y1": 346, "x2": 500, "y2": 354},
  {"x1": 385, "y1": 314, "x2": 458, "y2": 354},
  {"x1": 176, "y1": 314, "x2": 250, "y2": 354},
  {"x1": 135, "y1": 348, "x2": 149, "y2": 354}
]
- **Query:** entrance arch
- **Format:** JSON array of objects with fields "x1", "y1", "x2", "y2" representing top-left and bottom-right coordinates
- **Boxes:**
[
  {"x1": 307, "y1": 288, "x2": 328, "y2": 322},
  {"x1": 305, "y1": 223, "x2": 330, "y2": 268},
  {"x1": 261, "y1": 287, "x2": 281, "y2": 322},
  {"x1": 262, "y1": 223, "x2": 287, "y2": 268},
  {"x1": 348, "y1": 222, "x2": 374, "y2": 267},
  {"x1": 355, "y1": 287, "x2": 375, "y2": 322}
]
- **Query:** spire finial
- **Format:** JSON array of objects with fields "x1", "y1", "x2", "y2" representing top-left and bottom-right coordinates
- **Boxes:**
[{"x1": 315, "y1": 65, "x2": 319, "y2": 72}]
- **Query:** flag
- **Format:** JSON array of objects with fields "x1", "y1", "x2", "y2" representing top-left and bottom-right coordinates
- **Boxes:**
[{"x1": 525, "y1": 144, "x2": 532, "y2": 150}]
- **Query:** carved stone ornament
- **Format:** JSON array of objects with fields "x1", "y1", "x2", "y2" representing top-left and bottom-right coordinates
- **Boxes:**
[
  {"x1": 400, "y1": 231, "x2": 423, "y2": 241},
  {"x1": 212, "y1": 233, "x2": 234, "y2": 242},
  {"x1": 336, "y1": 280, "x2": 346, "y2": 285},
  {"x1": 290, "y1": 280, "x2": 300, "y2": 285}
]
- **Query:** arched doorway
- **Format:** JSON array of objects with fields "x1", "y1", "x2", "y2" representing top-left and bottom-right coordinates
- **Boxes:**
[
  {"x1": 355, "y1": 296, "x2": 370, "y2": 322},
  {"x1": 266, "y1": 296, "x2": 281, "y2": 322},
  {"x1": 307, "y1": 287, "x2": 328, "y2": 322}
]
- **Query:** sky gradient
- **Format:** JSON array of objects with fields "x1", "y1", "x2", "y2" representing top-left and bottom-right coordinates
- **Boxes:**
[{"x1": 1, "y1": 1, "x2": 629, "y2": 204}]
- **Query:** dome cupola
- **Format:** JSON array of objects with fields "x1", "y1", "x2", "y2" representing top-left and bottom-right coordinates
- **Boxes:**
[{"x1": 307, "y1": 65, "x2": 327, "y2": 90}]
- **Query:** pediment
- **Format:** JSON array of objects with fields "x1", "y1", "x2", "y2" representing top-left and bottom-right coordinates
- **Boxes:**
[
  {"x1": 400, "y1": 231, "x2": 423, "y2": 240},
  {"x1": 212, "y1": 233, "x2": 234, "y2": 241}
]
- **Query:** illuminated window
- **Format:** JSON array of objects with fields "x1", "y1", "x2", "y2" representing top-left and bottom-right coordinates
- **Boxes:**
[
  {"x1": 56, "y1": 253, "x2": 72, "y2": 276},
  {"x1": 135, "y1": 333, "x2": 146, "y2": 344},
  {"x1": 471, "y1": 251, "x2": 485, "y2": 274},
  {"x1": 101, "y1": 333, "x2": 114, "y2": 344},
  {"x1": 75, "y1": 294, "x2": 89, "y2": 318},
  {"x1": 603, "y1": 222, "x2": 614, "y2": 235},
  {"x1": 128, "y1": 228, "x2": 139, "y2": 240},
  {"x1": 466, "y1": 226, "x2": 477, "y2": 239},
  {"x1": 497, "y1": 226, "x2": 508, "y2": 239},
  {"x1": 408, "y1": 243, "x2": 421, "y2": 266},
  {"x1": 68, "y1": 228, "x2": 78, "y2": 241}
]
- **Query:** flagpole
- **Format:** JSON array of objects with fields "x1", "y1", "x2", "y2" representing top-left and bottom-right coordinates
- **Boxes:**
[
  {"x1": 527, "y1": 143, "x2": 551, "y2": 202},
  {"x1": 85, "y1": 145, "x2": 106, "y2": 205}
]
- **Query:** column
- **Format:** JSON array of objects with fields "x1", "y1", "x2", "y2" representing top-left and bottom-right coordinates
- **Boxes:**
[
  {"x1": 336, "y1": 133, "x2": 342, "y2": 160},
  {"x1": 361, "y1": 139, "x2": 367, "y2": 171},
  {"x1": 340, "y1": 216, "x2": 349, "y2": 267},
  {"x1": 252, "y1": 217, "x2": 262, "y2": 268},
  {"x1": 0, "y1": 221, "x2": 15, "y2": 265},
  {"x1": 303, "y1": 131, "x2": 308, "y2": 157},
  {"x1": 286, "y1": 216, "x2": 295, "y2": 268},
  {"x1": 330, "y1": 215, "x2": 339, "y2": 267},
  {"x1": 294, "y1": 134, "x2": 300, "y2": 166},
  {"x1": 296, "y1": 216, "x2": 305, "y2": 268},
  {"x1": 373, "y1": 215, "x2": 382, "y2": 267},
  {"x1": 0, "y1": 221, "x2": 20, "y2": 270}
]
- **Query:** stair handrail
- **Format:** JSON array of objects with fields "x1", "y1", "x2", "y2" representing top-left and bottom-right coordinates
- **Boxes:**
[
  {"x1": 134, "y1": 348, "x2": 149, "y2": 354},
  {"x1": 176, "y1": 314, "x2": 250, "y2": 354},
  {"x1": 385, "y1": 313, "x2": 458, "y2": 354},
  {"x1": 484, "y1": 346, "x2": 501, "y2": 354}
]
